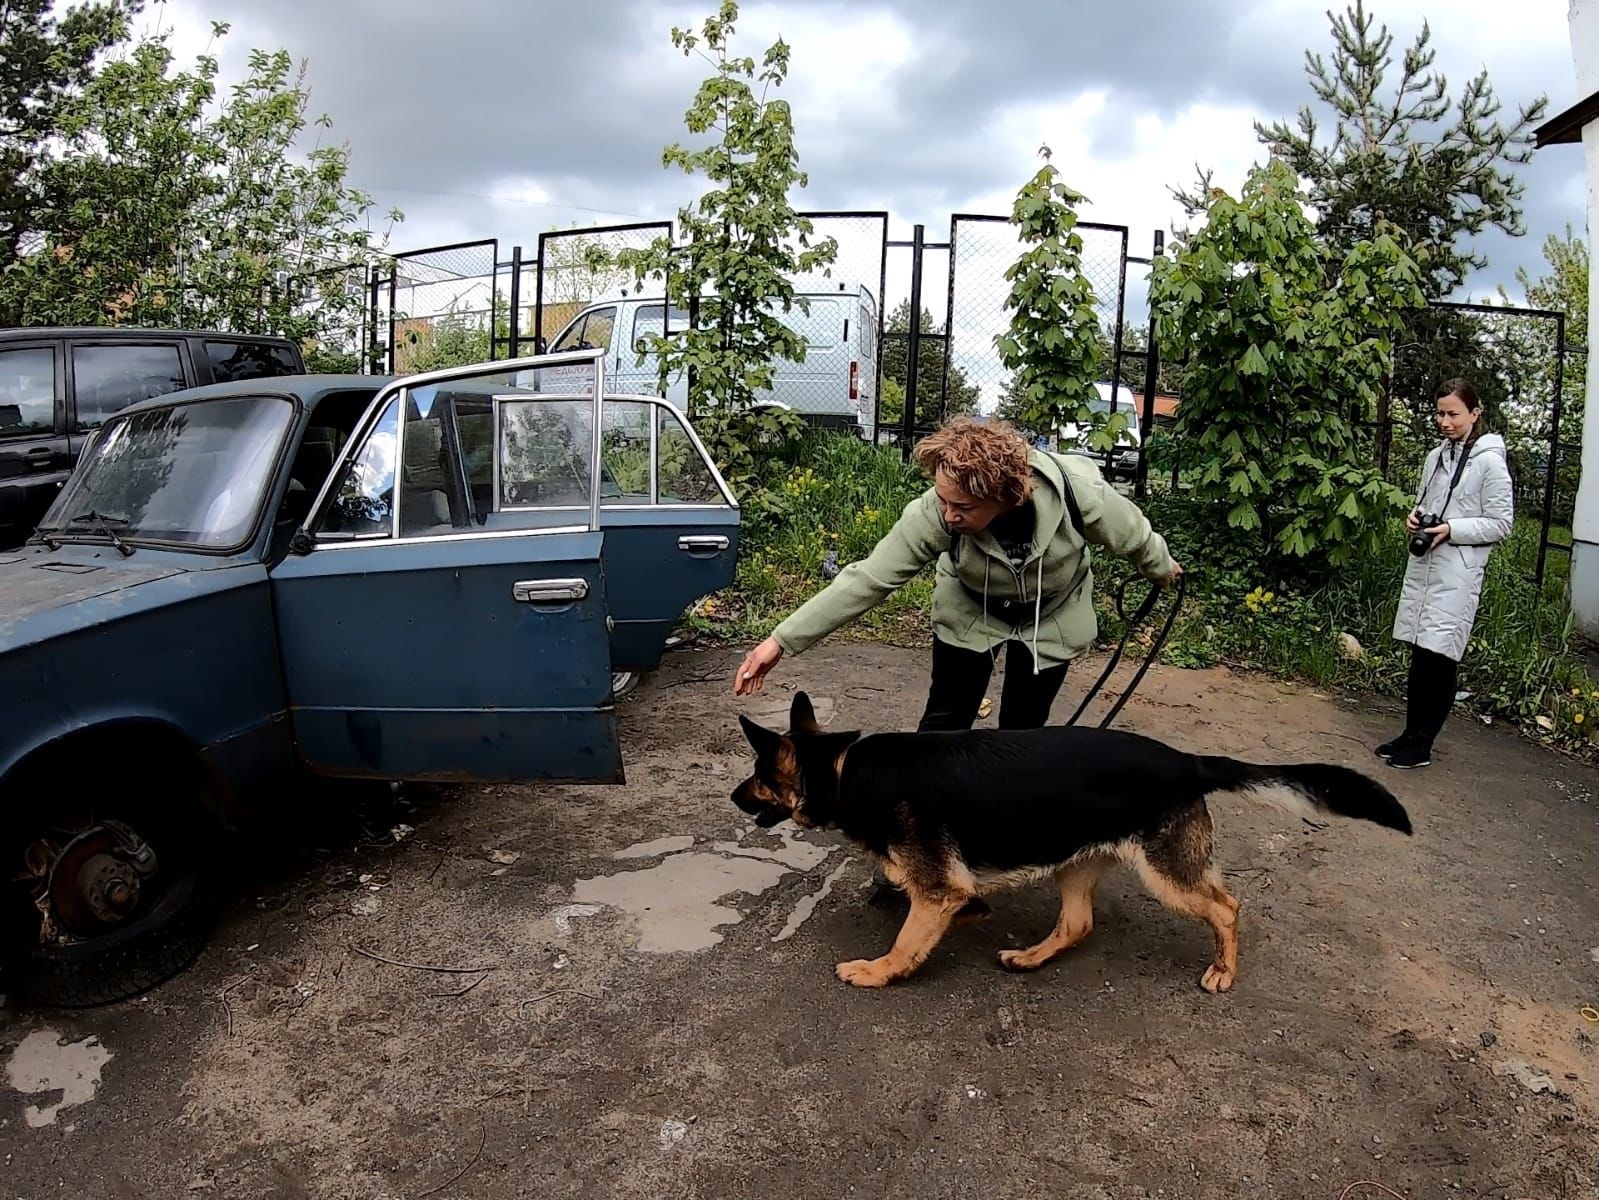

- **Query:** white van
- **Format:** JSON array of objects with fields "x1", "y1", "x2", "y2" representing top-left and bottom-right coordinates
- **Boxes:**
[
  {"x1": 543, "y1": 284, "x2": 880, "y2": 438},
  {"x1": 1057, "y1": 381, "x2": 1142, "y2": 481}
]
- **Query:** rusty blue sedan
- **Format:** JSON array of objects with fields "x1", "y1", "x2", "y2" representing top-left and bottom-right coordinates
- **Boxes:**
[{"x1": 0, "y1": 350, "x2": 738, "y2": 1005}]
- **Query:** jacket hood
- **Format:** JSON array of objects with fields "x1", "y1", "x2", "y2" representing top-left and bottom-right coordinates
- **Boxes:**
[
  {"x1": 1471, "y1": 432, "x2": 1507, "y2": 459},
  {"x1": 1439, "y1": 432, "x2": 1505, "y2": 461}
]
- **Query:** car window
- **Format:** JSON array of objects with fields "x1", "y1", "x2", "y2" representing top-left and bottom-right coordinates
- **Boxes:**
[
  {"x1": 41, "y1": 395, "x2": 294, "y2": 550},
  {"x1": 549, "y1": 307, "x2": 616, "y2": 354},
  {"x1": 496, "y1": 398, "x2": 650, "y2": 509},
  {"x1": 399, "y1": 388, "x2": 460, "y2": 536},
  {"x1": 72, "y1": 343, "x2": 187, "y2": 429},
  {"x1": 500, "y1": 399, "x2": 593, "y2": 507},
  {"x1": 631, "y1": 304, "x2": 691, "y2": 354},
  {"x1": 320, "y1": 396, "x2": 399, "y2": 538},
  {"x1": 205, "y1": 341, "x2": 299, "y2": 383},
  {"x1": 775, "y1": 298, "x2": 840, "y2": 352},
  {"x1": 0, "y1": 347, "x2": 56, "y2": 438},
  {"x1": 658, "y1": 408, "x2": 721, "y2": 504}
]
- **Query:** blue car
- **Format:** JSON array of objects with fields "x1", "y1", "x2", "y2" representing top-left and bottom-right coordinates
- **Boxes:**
[{"x1": 0, "y1": 350, "x2": 738, "y2": 1005}]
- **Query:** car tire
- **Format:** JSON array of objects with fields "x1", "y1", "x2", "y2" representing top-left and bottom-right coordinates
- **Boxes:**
[
  {"x1": 611, "y1": 670, "x2": 644, "y2": 702},
  {"x1": 0, "y1": 771, "x2": 220, "y2": 1010},
  {"x1": 4, "y1": 871, "x2": 211, "y2": 1009}
]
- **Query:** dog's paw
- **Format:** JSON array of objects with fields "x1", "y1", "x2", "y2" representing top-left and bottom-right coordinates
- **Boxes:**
[
  {"x1": 1200, "y1": 964, "x2": 1236, "y2": 994},
  {"x1": 836, "y1": 958, "x2": 892, "y2": 988},
  {"x1": 997, "y1": 947, "x2": 1046, "y2": 972}
]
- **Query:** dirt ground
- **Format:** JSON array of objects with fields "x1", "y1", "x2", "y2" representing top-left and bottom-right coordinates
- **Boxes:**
[{"x1": 3, "y1": 642, "x2": 1598, "y2": 1199}]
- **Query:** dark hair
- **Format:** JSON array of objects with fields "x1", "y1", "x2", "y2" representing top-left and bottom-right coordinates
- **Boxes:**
[
  {"x1": 1437, "y1": 377, "x2": 1486, "y2": 440},
  {"x1": 1437, "y1": 378, "x2": 1481, "y2": 412}
]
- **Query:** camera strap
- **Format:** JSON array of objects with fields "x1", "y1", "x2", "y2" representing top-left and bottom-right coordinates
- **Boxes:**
[{"x1": 1425, "y1": 437, "x2": 1476, "y2": 520}]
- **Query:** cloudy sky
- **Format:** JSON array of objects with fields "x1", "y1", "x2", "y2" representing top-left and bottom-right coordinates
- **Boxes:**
[{"x1": 146, "y1": 0, "x2": 1583, "y2": 394}]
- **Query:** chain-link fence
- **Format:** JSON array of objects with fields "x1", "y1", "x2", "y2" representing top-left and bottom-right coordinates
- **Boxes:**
[
  {"x1": 768, "y1": 212, "x2": 888, "y2": 429},
  {"x1": 280, "y1": 262, "x2": 371, "y2": 372},
  {"x1": 531, "y1": 222, "x2": 670, "y2": 364},
  {"x1": 374, "y1": 239, "x2": 499, "y2": 374},
  {"x1": 944, "y1": 216, "x2": 1131, "y2": 427}
]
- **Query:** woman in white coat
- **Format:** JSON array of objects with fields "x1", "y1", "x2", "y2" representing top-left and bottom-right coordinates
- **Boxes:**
[{"x1": 1382, "y1": 379, "x2": 1514, "y2": 769}]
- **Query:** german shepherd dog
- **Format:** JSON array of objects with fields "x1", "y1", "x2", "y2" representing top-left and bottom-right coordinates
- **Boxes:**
[{"x1": 733, "y1": 693, "x2": 1412, "y2": 992}]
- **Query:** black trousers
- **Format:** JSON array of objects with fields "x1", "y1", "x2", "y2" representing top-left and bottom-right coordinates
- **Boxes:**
[
  {"x1": 1403, "y1": 643, "x2": 1458, "y2": 749},
  {"x1": 917, "y1": 637, "x2": 1070, "y2": 731}
]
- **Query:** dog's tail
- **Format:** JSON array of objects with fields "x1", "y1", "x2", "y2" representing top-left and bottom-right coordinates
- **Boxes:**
[{"x1": 1197, "y1": 756, "x2": 1413, "y2": 835}]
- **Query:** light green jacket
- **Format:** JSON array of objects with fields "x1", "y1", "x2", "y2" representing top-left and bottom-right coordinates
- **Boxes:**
[{"x1": 772, "y1": 451, "x2": 1174, "y2": 669}]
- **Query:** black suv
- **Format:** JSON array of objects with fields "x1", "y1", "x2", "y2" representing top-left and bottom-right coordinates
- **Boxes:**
[{"x1": 0, "y1": 328, "x2": 304, "y2": 547}]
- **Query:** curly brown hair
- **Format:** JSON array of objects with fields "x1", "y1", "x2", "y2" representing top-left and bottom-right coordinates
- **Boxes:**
[{"x1": 913, "y1": 416, "x2": 1033, "y2": 507}]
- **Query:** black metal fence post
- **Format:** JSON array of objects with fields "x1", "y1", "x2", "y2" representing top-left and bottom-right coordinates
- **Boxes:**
[
  {"x1": 532, "y1": 233, "x2": 548, "y2": 358},
  {"x1": 901, "y1": 223, "x2": 926, "y2": 458},
  {"x1": 366, "y1": 264, "x2": 384, "y2": 374},
  {"x1": 508, "y1": 244, "x2": 524, "y2": 357}
]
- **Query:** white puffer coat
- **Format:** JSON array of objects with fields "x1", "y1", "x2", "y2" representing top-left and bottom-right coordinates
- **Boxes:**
[{"x1": 1391, "y1": 432, "x2": 1514, "y2": 662}]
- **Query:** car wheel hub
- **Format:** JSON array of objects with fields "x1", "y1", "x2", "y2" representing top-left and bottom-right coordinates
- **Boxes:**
[{"x1": 25, "y1": 820, "x2": 159, "y2": 940}]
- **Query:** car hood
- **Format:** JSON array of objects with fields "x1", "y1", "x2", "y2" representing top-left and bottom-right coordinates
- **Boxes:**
[{"x1": 0, "y1": 543, "x2": 249, "y2": 652}]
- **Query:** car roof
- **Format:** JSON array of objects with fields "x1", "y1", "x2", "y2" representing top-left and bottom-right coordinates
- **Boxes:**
[
  {"x1": 0, "y1": 326, "x2": 302, "y2": 346},
  {"x1": 118, "y1": 374, "x2": 393, "y2": 419}
]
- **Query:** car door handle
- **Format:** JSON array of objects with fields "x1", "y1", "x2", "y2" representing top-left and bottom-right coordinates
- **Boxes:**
[
  {"x1": 513, "y1": 578, "x2": 590, "y2": 604},
  {"x1": 678, "y1": 535, "x2": 729, "y2": 552}
]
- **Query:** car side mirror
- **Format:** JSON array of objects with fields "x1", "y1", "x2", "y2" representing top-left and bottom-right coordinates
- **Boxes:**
[{"x1": 288, "y1": 528, "x2": 315, "y2": 556}]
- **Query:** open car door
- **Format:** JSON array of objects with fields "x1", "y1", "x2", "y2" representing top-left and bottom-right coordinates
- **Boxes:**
[{"x1": 267, "y1": 351, "x2": 627, "y2": 784}]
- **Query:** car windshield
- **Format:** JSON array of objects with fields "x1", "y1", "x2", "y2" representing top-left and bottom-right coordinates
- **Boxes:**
[
  {"x1": 1087, "y1": 397, "x2": 1138, "y2": 430},
  {"x1": 40, "y1": 394, "x2": 295, "y2": 550}
]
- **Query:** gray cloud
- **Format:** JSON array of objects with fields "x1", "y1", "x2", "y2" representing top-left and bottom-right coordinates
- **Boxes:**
[{"x1": 161, "y1": 0, "x2": 1581, "y2": 304}]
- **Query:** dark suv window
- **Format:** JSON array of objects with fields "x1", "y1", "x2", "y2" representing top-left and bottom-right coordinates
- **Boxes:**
[
  {"x1": 72, "y1": 343, "x2": 187, "y2": 429},
  {"x1": 205, "y1": 340, "x2": 299, "y2": 383},
  {"x1": 0, "y1": 347, "x2": 56, "y2": 437}
]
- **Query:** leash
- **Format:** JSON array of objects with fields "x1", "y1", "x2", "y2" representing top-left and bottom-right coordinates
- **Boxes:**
[{"x1": 1064, "y1": 572, "x2": 1187, "y2": 730}]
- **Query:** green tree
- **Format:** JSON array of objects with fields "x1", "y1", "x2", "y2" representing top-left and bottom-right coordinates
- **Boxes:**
[
  {"x1": 0, "y1": 0, "x2": 136, "y2": 305},
  {"x1": 1151, "y1": 160, "x2": 1425, "y2": 570},
  {"x1": 876, "y1": 299, "x2": 979, "y2": 430},
  {"x1": 1235, "y1": 0, "x2": 1546, "y2": 298},
  {"x1": 994, "y1": 152, "x2": 1108, "y2": 449},
  {"x1": 4, "y1": 25, "x2": 399, "y2": 351},
  {"x1": 615, "y1": 0, "x2": 837, "y2": 486}
]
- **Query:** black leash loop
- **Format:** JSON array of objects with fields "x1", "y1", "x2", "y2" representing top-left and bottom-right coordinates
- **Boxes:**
[{"x1": 1065, "y1": 571, "x2": 1187, "y2": 730}]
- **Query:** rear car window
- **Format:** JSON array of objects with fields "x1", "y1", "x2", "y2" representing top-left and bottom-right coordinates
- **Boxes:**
[
  {"x1": 0, "y1": 346, "x2": 56, "y2": 437},
  {"x1": 205, "y1": 341, "x2": 300, "y2": 383},
  {"x1": 72, "y1": 343, "x2": 188, "y2": 429}
]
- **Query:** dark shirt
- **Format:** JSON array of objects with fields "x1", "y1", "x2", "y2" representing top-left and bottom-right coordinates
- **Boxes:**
[{"x1": 987, "y1": 499, "x2": 1036, "y2": 569}]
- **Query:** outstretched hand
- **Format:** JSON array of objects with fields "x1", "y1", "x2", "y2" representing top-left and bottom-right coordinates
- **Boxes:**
[{"x1": 733, "y1": 636, "x2": 784, "y2": 696}]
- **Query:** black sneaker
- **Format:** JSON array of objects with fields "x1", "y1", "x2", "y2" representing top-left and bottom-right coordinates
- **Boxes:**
[
  {"x1": 1389, "y1": 743, "x2": 1432, "y2": 769},
  {"x1": 1375, "y1": 736, "x2": 1410, "y2": 760}
]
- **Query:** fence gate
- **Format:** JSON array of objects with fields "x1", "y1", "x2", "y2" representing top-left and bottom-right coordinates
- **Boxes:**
[
  {"x1": 528, "y1": 222, "x2": 672, "y2": 363},
  {"x1": 369, "y1": 239, "x2": 500, "y2": 374}
]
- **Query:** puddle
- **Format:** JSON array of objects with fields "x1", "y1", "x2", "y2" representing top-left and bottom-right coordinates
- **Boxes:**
[
  {"x1": 775, "y1": 861, "x2": 852, "y2": 942},
  {"x1": 613, "y1": 835, "x2": 696, "y2": 861},
  {"x1": 574, "y1": 852, "x2": 791, "y2": 952},
  {"x1": 575, "y1": 827, "x2": 837, "y2": 952},
  {"x1": 5, "y1": 1029, "x2": 113, "y2": 1128}
]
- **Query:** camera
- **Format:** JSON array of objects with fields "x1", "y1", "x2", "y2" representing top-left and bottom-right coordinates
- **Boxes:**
[{"x1": 1409, "y1": 512, "x2": 1441, "y2": 557}]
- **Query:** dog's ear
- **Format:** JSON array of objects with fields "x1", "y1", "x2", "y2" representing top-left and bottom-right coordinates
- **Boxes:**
[
  {"x1": 739, "y1": 713, "x2": 784, "y2": 755},
  {"x1": 790, "y1": 691, "x2": 821, "y2": 734}
]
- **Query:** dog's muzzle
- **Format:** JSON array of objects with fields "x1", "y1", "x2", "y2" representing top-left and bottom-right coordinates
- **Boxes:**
[{"x1": 732, "y1": 787, "x2": 789, "y2": 828}]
